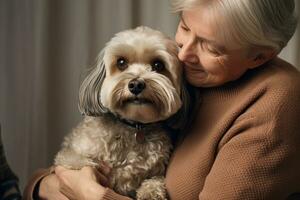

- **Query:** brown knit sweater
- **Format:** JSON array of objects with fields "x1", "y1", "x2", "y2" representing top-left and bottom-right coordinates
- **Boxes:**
[{"x1": 23, "y1": 57, "x2": 300, "y2": 200}]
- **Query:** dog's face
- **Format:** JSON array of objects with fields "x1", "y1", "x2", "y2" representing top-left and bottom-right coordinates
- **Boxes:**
[{"x1": 79, "y1": 27, "x2": 187, "y2": 124}]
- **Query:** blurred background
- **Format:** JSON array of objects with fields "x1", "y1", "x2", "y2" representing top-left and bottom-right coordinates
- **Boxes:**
[{"x1": 0, "y1": 0, "x2": 299, "y2": 190}]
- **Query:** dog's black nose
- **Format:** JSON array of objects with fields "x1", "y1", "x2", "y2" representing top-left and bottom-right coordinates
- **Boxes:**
[{"x1": 128, "y1": 79, "x2": 146, "y2": 95}]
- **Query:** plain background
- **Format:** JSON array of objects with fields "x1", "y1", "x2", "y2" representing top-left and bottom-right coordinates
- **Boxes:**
[{"x1": 0, "y1": 0, "x2": 299, "y2": 190}]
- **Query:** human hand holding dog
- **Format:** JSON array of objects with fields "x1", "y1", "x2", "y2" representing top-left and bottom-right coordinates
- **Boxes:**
[
  {"x1": 38, "y1": 164, "x2": 111, "y2": 200},
  {"x1": 38, "y1": 173, "x2": 69, "y2": 200},
  {"x1": 54, "y1": 165, "x2": 111, "y2": 200}
]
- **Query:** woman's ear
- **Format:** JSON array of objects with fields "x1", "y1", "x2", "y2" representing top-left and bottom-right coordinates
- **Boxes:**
[
  {"x1": 248, "y1": 48, "x2": 277, "y2": 69},
  {"x1": 78, "y1": 49, "x2": 108, "y2": 116}
]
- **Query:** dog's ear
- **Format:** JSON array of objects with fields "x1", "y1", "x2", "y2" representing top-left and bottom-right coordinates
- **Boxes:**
[
  {"x1": 166, "y1": 80, "x2": 189, "y2": 129},
  {"x1": 165, "y1": 81, "x2": 199, "y2": 135},
  {"x1": 78, "y1": 49, "x2": 108, "y2": 116},
  {"x1": 179, "y1": 80, "x2": 192, "y2": 128}
]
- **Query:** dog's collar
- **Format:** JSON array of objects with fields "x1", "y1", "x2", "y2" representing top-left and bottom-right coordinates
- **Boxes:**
[
  {"x1": 105, "y1": 111, "x2": 164, "y2": 143},
  {"x1": 118, "y1": 117, "x2": 162, "y2": 129}
]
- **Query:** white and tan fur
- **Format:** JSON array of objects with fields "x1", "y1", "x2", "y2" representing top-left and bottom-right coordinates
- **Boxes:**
[{"x1": 54, "y1": 26, "x2": 189, "y2": 199}]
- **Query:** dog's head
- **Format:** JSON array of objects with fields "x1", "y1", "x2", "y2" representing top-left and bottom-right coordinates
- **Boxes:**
[{"x1": 79, "y1": 26, "x2": 190, "y2": 124}]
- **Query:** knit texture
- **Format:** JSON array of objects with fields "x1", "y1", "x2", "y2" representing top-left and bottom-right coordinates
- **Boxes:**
[{"x1": 166, "y1": 57, "x2": 300, "y2": 200}]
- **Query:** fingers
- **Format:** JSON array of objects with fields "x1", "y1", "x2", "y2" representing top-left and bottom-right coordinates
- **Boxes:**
[
  {"x1": 93, "y1": 169, "x2": 110, "y2": 187},
  {"x1": 97, "y1": 161, "x2": 111, "y2": 176},
  {"x1": 54, "y1": 165, "x2": 68, "y2": 176},
  {"x1": 39, "y1": 173, "x2": 69, "y2": 200},
  {"x1": 96, "y1": 162, "x2": 112, "y2": 187},
  {"x1": 55, "y1": 162, "x2": 111, "y2": 177},
  {"x1": 53, "y1": 165, "x2": 110, "y2": 200},
  {"x1": 54, "y1": 164, "x2": 111, "y2": 188},
  {"x1": 59, "y1": 183, "x2": 78, "y2": 200}
]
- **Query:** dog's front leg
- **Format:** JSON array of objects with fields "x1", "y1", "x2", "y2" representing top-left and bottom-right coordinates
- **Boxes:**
[{"x1": 136, "y1": 176, "x2": 168, "y2": 200}]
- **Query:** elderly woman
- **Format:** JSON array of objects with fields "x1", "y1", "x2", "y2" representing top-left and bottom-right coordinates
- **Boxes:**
[{"x1": 24, "y1": 0, "x2": 300, "y2": 199}]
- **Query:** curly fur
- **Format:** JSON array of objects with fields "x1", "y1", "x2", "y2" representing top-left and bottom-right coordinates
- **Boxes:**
[{"x1": 54, "y1": 26, "x2": 188, "y2": 199}]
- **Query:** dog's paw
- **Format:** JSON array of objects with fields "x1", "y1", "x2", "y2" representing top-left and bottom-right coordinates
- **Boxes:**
[{"x1": 136, "y1": 176, "x2": 168, "y2": 200}]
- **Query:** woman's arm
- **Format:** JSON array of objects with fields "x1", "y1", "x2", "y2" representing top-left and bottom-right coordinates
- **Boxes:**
[
  {"x1": 22, "y1": 167, "x2": 68, "y2": 200},
  {"x1": 23, "y1": 166, "x2": 132, "y2": 200},
  {"x1": 38, "y1": 173, "x2": 69, "y2": 200},
  {"x1": 198, "y1": 114, "x2": 300, "y2": 199}
]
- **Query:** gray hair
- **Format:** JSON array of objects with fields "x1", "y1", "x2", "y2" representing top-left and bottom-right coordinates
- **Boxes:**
[
  {"x1": 171, "y1": 0, "x2": 298, "y2": 51},
  {"x1": 78, "y1": 49, "x2": 108, "y2": 116}
]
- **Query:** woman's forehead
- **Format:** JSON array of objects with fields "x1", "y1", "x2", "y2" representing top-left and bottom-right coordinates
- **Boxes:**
[
  {"x1": 181, "y1": 9, "x2": 243, "y2": 52},
  {"x1": 181, "y1": 10, "x2": 215, "y2": 41}
]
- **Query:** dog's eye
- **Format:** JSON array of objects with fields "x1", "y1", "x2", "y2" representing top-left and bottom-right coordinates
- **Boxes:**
[
  {"x1": 151, "y1": 59, "x2": 165, "y2": 72},
  {"x1": 116, "y1": 57, "x2": 128, "y2": 70}
]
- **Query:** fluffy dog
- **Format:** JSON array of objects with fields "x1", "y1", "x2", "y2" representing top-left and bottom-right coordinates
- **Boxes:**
[{"x1": 54, "y1": 26, "x2": 189, "y2": 200}]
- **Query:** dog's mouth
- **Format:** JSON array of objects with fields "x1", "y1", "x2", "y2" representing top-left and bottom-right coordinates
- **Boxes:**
[{"x1": 123, "y1": 97, "x2": 153, "y2": 105}]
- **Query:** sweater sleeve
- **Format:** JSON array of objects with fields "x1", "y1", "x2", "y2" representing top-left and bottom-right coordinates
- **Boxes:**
[
  {"x1": 101, "y1": 188, "x2": 132, "y2": 200},
  {"x1": 199, "y1": 103, "x2": 300, "y2": 199},
  {"x1": 22, "y1": 168, "x2": 54, "y2": 200}
]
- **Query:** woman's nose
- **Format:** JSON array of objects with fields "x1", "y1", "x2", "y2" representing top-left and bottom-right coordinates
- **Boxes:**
[{"x1": 178, "y1": 41, "x2": 199, "y2": 64}]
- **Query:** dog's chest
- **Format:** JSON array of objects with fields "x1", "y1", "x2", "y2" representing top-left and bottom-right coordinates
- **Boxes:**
[
  {"x1": 81, "y1": 116, "x2": 172, "y2": 167},
  {"x1": 78, "y1": 115, "x2": 173, "y2": 196},
  {"x1": 102, "y1": 125, "x2": 171, "y2": 168},
  {"x1": 82, "y1": 116, "x2": 173, "y2": 181},
  {"x1": 101, "y1": 124, "x2": 172, "y2": 195}
]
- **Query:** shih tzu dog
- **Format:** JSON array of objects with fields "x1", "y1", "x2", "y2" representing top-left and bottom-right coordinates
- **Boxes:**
[{"x1": 54, "y1": 26, "x2": 190, "y2": 200}]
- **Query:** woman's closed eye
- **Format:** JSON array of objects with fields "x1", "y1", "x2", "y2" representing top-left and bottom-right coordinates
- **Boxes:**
[
  {"x1": 180, "y1": 22, "x2": 190, "y2": 32},
  {"x1": 206, "y1": 45, "x2": 221, "y2": 56},
  {"x1": 199, "y1": 40, "x2": 220, "y2": 56}
]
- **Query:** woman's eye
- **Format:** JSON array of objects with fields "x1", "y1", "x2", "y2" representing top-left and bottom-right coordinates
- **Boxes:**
[
  {"x1": 207, "y1": 46, "x2": 220, "y2": 56},
  {"x1": 181, "y1": 25, "x2": 189, "y2": 32},
  {"x1": 200, "y1": 42, "x2": 220, "y2": 56},
  {"x1": 116, "y1": 57, "x2": 128, "y2": 70},
  {"x1": 151, "y1": 59, "x2": 165, "y2": 72}
]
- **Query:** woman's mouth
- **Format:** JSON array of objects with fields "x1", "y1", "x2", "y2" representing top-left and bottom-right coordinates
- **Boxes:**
[{"x1": 184, "y1": 64, "x2": 205, "y2": 73}]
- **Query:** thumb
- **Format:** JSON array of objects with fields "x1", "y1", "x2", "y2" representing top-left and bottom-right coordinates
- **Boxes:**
[{"x1": 55, "y1": 166, "x2": 68, "y2": 177}]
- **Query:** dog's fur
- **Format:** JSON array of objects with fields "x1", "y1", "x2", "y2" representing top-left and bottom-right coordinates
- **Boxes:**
[{"x1": 54, "y1": 26, "x2": 189, "y2": 199}]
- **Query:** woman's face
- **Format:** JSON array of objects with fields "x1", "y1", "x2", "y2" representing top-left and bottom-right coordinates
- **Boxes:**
[{"x1": 175, "y1": 8, "x2": 263, "y2": 87}]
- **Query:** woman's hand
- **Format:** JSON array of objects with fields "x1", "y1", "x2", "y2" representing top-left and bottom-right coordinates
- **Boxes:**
[
  {"x1": 54, "y1": 164, "x2": 111, "y2": 200},
  {"x1": 38, "y1": 173, "x2": 69, "y2": 200}
]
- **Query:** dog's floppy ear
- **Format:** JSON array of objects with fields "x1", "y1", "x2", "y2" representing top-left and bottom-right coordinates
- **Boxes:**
[
  {"x1": 78, "y1": 49, "x2": 108, "y2": 116},
  {"x1": 165, "y1": 81, "x2": 199, "y2": 135}
]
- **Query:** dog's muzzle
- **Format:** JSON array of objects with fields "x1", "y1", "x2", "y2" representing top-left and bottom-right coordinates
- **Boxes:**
[{"x1": 128, "y1": 79, "x2": 146, "y2": 95}]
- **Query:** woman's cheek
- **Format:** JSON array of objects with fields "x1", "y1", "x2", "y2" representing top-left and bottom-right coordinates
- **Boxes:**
[{"x1": 201, "y1": 56, "x2": 221, "y2": 74}]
